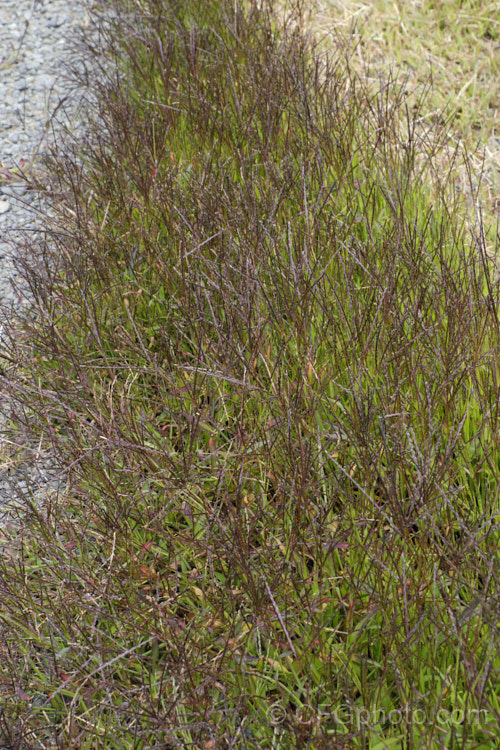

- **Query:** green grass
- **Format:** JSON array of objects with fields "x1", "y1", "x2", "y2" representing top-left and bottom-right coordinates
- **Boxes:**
[{"x1": 0, "y1": 0, "x2": 499, "y2": 747}]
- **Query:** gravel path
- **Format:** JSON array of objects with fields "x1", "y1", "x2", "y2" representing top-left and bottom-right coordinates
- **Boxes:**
[{"x1": 0, "y1": 0, "x2": 93, "y2": 513}]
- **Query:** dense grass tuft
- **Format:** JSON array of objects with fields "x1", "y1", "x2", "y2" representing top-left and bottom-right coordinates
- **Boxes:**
[{"x1": 0, "y1": 0, "x2": 499, "y2": 747}]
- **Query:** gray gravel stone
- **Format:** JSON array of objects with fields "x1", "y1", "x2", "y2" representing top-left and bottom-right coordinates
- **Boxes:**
[
  {"x1": 1, "y1": 184, "x2": 27, "y2": 197},
  {"x1": 0, "y1": 0, "x2": 95, "y2": 517}
]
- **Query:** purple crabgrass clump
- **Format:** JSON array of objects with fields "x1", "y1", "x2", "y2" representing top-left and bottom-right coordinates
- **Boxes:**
[{"x1": 0, "y1": 0, "x2": 499, "y2": 747}]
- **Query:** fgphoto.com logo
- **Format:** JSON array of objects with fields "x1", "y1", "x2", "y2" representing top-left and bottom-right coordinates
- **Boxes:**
[{"x1": 266, "y1": 702, "x2": 491, "y2": 731}]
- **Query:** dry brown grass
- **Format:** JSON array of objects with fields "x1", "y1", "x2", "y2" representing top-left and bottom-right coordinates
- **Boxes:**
[{"x1": 284, "y1": 0, "x2": 500, "y2": 251}]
